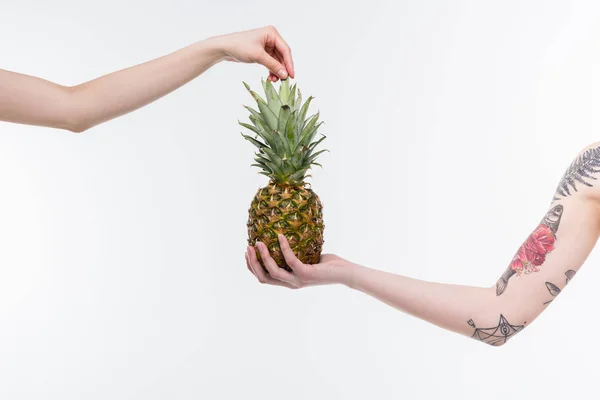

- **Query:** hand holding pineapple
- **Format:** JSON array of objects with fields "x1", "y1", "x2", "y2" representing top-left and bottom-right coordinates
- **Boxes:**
[{"x1": 246, "y1": 235, "x2": 354, "y2": 288}]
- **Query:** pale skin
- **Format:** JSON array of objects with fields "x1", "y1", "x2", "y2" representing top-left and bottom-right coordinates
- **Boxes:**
[
  {"x1": 0, "y1": 26, "x2": 294, "y2": 132},
  {"x1": 247, "y1": 142, "x2": 600, "y2": 346}
]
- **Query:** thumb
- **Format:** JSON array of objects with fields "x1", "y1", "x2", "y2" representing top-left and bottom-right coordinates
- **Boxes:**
[{"x1": 257, "y1": 52, "x2": 288, "y2": 80}]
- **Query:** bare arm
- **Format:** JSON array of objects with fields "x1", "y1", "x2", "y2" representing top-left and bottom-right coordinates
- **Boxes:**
[
  {"x1": 0, "y1": 26, "x2": 294, "y2": 132},
  {"x1": 246, "y1": 142, "x2": 600, "y2": 346}
]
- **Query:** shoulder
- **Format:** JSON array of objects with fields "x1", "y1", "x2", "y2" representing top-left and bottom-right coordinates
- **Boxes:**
[{"x1": 552, "y1": 142, "x2": 600, "y2": 204}]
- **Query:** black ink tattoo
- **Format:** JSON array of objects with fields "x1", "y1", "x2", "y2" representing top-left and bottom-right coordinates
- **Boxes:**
[
  {"x1": 468, "y1": 315, "x2": 526, "y2": 346},
  {"x1": 541, "y1": 204, "x2": 564, "y2": 233},
  {"x1": 496, "y1": 268, "x2": 515, "y2": 297},
  {"x1": 565, "y1": 269, "x2": 576, "y2": 284},
  {"x1": 496, "y1": 205, "x2": 564, "y2": 296},
  {"x1": 553, "y1": 146, "x2": 600, "y2": 202},
  {"x1": 543, "y1": 282, "x2": 561, "y2": 305},
  {"x1": 543, "y1": 270, "x2": 576, "y2": 305},
  {"x1": 546, "y1": 281, "x2": 561, "y2": 296}
]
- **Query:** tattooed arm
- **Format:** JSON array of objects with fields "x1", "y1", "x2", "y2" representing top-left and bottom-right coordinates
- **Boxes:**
[{"x1": 246, "y1": 142, "x2": 600, "y2": 346}]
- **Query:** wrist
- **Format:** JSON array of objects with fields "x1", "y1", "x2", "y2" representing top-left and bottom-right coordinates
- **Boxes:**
[
  {"x1": 195, "y1": 37, "x2": 227, "y2": 65},
  {"x1": 327, "y1": 262, "x2": 365, "y2": 288}
]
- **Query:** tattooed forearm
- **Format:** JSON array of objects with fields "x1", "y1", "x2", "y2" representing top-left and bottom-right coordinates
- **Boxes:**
[
  {"x1": 468, "y1": 315, "x2": 526, "y2": 346},
  {"x1": 553, "y1": 146, "x2": 600, "y2": 202},
  {"x1": 496, "y1": 205, "x2": 564, "y2": 296},
  {"x1": 543, "y1": 270, "x2": 576, "y2": 305}
]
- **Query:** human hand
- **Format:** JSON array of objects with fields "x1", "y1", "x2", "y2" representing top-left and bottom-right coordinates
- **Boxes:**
[
  {"x1": 245, "y1": 234, "x2": 355, "y2": 289},
  {"x1": 209, "y1": 26, "x2": 294, "y2": 82}
]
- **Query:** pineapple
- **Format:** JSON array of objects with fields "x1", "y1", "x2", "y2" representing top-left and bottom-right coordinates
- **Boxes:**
[{"x1": 240, "y1": 78, "x2": 327, "y2": 271}]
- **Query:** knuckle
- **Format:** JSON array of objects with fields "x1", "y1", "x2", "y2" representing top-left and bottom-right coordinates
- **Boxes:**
[
  {"x1": 269, "y1": 269, "x2": 283, "y2": 280},
  {"x1": 297, "y1": 266, "x2": 313, "y2": 279}
]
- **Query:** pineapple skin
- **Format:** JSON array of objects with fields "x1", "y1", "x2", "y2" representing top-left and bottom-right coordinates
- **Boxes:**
[{"x1": 247, "y1": 181, "x2": 324, "y2": 271}]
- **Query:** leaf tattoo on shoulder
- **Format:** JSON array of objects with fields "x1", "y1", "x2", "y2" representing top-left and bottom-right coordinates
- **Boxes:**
[{"x1": 553, "y1": 146, "x2": 600, "y2": 202}]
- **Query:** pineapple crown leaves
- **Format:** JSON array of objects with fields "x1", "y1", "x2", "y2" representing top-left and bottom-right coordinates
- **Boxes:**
[{"x1": 240, "y1": 78, "x2": 328, "y2": 186}]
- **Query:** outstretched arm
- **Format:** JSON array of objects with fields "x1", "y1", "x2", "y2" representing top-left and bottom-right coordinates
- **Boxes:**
[
  {"x1": 246, "y1": 142, "x2": 600, "y2": 346},
  {"x1": 0, "y1": 26, "x2": 294, "y2": 132}
]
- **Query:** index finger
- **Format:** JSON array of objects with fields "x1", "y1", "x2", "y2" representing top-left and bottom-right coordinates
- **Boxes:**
[
  {"x1": 273, "y1": 33, "x2": 294, "y2": 79},
  {"x1": 277, "y1": 234, "x2": 304, "y2": 271}
]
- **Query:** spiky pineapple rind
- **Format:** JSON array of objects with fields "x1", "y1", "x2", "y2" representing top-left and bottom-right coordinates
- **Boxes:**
[{"x1": 247, "y1": 182, "x2": 324, "y2": 270}]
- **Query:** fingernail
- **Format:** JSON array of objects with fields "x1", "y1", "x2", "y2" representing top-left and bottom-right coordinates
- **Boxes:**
[
  {"x1": 278, "y1": 69, "x2": 288, "y2": 79},
  {"x1": 256, "y1": 242, "x2": 263, "y2": 249},
  {"x1": 278, "y1": 234, "x2": 284, "y2": 240}
]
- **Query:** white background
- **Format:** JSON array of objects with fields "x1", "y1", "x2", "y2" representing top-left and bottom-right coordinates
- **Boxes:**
[{"x1": 0, "y1": 0, "x2": 599, "y2": 399}]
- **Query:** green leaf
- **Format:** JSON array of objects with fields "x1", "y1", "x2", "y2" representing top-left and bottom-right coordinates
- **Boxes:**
[
  {"x1": 248, "y1": 88, "x2": 266, "y2": 105},
  {"x1": 311, "y1": 162, "x2": 323, "y2": 168},
  {"x1": 288, "y1": 168, "x2": 309, "y2": 182},
  {"x1": 279, "y1": 79, "x2": 290, "y2": 103},
  {"x1": 244, "y1": 106, "x2": 265, "y2": 125},
  {"x1": 261, "y1": 78, "x2": 268, "y2": 94},
  {"x1": 298, "y1": 96, "x2": 313, "y2": 127},
  {"x1": 264, "y1": 79, "x2": 283, "y2": 114},
  {"x1": 289, "y1": 84, "x2": 297, "y2": 108},
  {"x1": 251, "y1": 158, "x2": 273, "y2": 172},
  {"x1": 248, "y1": 114, "x2": 270, "y2": 135},
  {"x1": 275, "y1": 106, "x2": 291, "y2": 157},
  {"x1": 239, "y1": 121, "x2": 260, "y2": 135},
  {"x1": 277, "y1": 130, "x2": 292, "y2": 159},
  {"x1": 256, "y1": 98, "x2": 279, "y2": 131},
  {"x1": 247, "y1": 116, "x2": 278, "y2": 151},
  {"x1": 304, "y1": 122, "x2": 324, "y2": 146},
  {"x1": 285, "y1": 110, "x2": 297, "y2": 148},
  {"x1": 251, "y1": 163, "x2": 271, "y2": 172},
  {"x1": 304, "y1": 149, "x2": 329, "y2": 164},
  {"x1": 308, "y1": 134, "x2": 327, "y2": 151},
  {"x1": 290, "y1": 146, "x2": 304, "y2": 169},
  {"x1": 295, "y1": 89, "x2": 303, "y2": 112},
  {"x1": 278, "y1": 105, "x2": 291, "y2": 134},
  {"x1": 266, "y1": 161, "x2": 284, "y2": 175},
  {"x1": 258, "y1": 171, "x2": 272, "y2": 178},
  {"x1": 255, "y1": 154, "x2": 271, "y2": 165},
  {"x1": 241, "y1": 133, "x2": 266, "y2": 149},
  {"x1": 282, "y1": 159, "x2": 295, "y2": 175},
  {"x1": 263, "y1": 147, "x2": 283, "y2": 166},
  {"x1": 297, "y1": 113, "x2": 320, "y2": 146}
]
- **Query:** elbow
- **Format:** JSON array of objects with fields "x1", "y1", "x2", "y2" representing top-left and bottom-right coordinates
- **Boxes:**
[
  {"x1": 476, "y1": 333, "x2": 519, "y2": 348},
  {"x1": 470, "y1": 306, "x2": 527, "y2": 348},
  {"x1": 485, "y1": 339, "x2": 509, "y2": 348},
  {"x1": 64, "y1": 119, "x2": 89, "y2": 133},
  {"x1": 60, "y1": 86, "x2": 90, "y2": 133}
]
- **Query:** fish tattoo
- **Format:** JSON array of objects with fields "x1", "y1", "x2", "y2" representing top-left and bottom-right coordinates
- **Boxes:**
[{"x1": 496, "y1": 205, "x2": 564, "y2": 296}]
